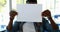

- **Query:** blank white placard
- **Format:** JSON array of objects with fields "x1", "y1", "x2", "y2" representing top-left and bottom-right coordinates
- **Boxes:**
[{"x1": 17, "y1": 4, "x2": 42, "y2": 22}]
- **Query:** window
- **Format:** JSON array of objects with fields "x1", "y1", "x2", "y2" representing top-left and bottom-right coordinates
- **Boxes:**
[
  {"x1": 38, "y1": 0, "x2": 60, "y2": 24},
  {"x1": 0, "y1": 0, "x2": 23, "y2": 31},
  {"x1": 0, "y1": 0, "x2": 10, "y2": 31}
]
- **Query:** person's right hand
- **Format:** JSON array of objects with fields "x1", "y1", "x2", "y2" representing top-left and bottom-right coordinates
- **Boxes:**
[{"x1": 10, "y1": 10, "x2": 18, "y2": 20}]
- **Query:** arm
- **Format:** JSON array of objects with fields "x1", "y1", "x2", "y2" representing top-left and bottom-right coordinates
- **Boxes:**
[
  {"x1": 48, "y1": 16, "x2": 58, "y2": 30},
  {"x1": 7, "y1": 17, "x2": 14, "y2": 30},
  {"x1": 7, "y1": 11, "x2": 18, "y2": 31},
  {"x1": 42, "y1": 10, "x2": 58, "y2": 30}
]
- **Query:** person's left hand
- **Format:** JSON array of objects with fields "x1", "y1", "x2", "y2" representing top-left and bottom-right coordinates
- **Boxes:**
[{"x1": 42, "y1": 10, "x2": 51, "y2": 18}]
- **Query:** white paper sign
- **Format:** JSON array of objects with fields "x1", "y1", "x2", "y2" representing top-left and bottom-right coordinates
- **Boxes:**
[{"x1": 17, "y1": 4, "x2": 42, "y2": 22}]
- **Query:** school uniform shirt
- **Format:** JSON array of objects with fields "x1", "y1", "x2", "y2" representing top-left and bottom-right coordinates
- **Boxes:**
[{"x1": 23, "y1": 22, "x2": 36, "y2": 32}]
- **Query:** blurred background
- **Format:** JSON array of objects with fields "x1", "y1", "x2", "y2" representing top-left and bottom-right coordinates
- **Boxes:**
[{"x1": 0, "y1": 0, "x2": 60, "y2": 31}]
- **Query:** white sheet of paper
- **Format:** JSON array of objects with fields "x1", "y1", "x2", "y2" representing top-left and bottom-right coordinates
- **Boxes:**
[{"x1": 17, "y1": 4, "x2": 42, "y2": 22}]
